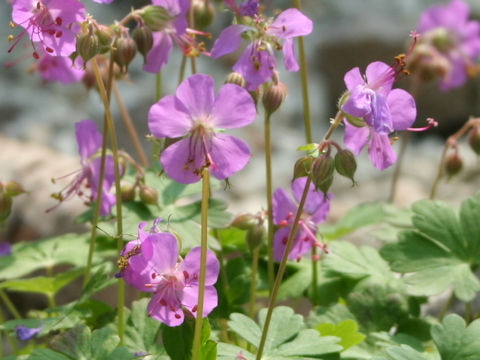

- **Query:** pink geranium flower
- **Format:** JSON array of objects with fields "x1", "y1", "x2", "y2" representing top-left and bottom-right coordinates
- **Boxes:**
[
  {"x1": 148, "y1": 74, "x2": 256, "y2": 183},
  {"x1": 36, "y1": 51, "x2": 85, "y2": 85}
]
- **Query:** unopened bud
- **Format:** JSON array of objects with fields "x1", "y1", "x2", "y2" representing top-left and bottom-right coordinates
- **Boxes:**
[
  {"x1": 225, "y1": 72, "x2": 246, "y2": 88},
  {"x1": 141, "y1": 5, "x2": 175, "y2": 32},
  {"x1": 139, "y1": 185, "x2": 158, "y2": 205},
  {"x1": 133, "y1": 25, "x2": 153, "y2": 62},
  {"x1": 0, "y1": 190, "x2": 12, "y2": 223},
  {"x1": 113, "y1": 35, "x2": 137, "y2": 71},
  {"x1": 468, "y1": 127, "x2": 480, "y2": 155},
  {"x1": 262, "y1": 82, "x2": 287, "y2": 115},
  {"x1": 193, "y1": 0, "x2": 215, "y2": 29},
  {"x1": 5, "y1": 181, "x2": 25, "y2": 197},
  {"x1": 231, "y1": 213, "x2": 257, "y2": 230},
  {"x1": 246, "y1": 224, "x2": 266, "y2": 252},
  {"x1": 312, "y1": 155, "x2": 335, "y2": 194},
  {"x1": 120, "y1": 182, "x2": 136, "y2": 202},
  {"x1": 444, "y1": 153, "x2": 463, "y2": 179},
  {"x1": 335, "y1": 149, "x2": 357, "y2": 185},
  {"x1": 76, "y1": 30, "x2": 99, "y2": 63},
  {"x1": 95, "y1": 24, "x2": 115, "y2": 53},
  {"x1": 293, "y1": 156, "x2": 313, "y2": 181}
]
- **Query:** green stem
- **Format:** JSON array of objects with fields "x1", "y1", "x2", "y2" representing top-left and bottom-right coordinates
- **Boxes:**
[
  {"x1": 0, "y1": 290, "x2": 21, "y2": 319},
  {"x1": 430, "y1": 144, "x2": 449, "y2": 200},
  {"x1": 91, "y1": 57, "x2": 125, "y2": 345},
  {"x1": 388, "y1": 131, "x2": 409, "y2": 202},
  {"x1": 248, "y1": 247, "x2": 260, "y2": 318},
  {"x1": 83, "y1": 56, "x2": 115, "y2": 288},
  {"x1": 191, "y1": 168, "x2": 210, "y2": 360},
  {"x1": 189, "y1": 0, "x2": 197, "y2": 74},
  {"x1": 264, "y1": 111, "x2": 274, "y2": 294},
  {"x1": 439, "y1": 292, "x2": 455, "y2": 321},
  {"x1": 0, "y1": 309, "x2": 17, "y2": 355},
  {"x1": 178, "y1": 55, "x2": 188, "y2": 84},
  {"x1": 465, "y1": 302, "x2": 472, "y2": 323},
  {"x1": 155, "y1": 71, "x2": 162, "y2": 101},
  {"x1": 256, "y1": 176, "x2": 313, "y2": 360}
]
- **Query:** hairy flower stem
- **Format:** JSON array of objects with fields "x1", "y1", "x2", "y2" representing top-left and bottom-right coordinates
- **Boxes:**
[
  {"x1": 83, "y1": 56, "x2": 115, "y2": 288},
  {"x1": 264, "y1": 111, "x2": 274, "y2": 293},
  {"x1": 293, "y1": 0, "x2": 317, "y2": 305},
  {"x1": 0, "y1": 290, "x2": 21, "y2": 319},
  {"x1": 91, "y1": 57, "x2": 125, "y2": 345},
  {"x1": 256, "y1": 176, "x2": 313, "y2": 360},
  {"x1": 248, "y1": 247, "x2": 260, "y2": 318},
  {"x1": 112, "y1": 81, "x2": 149, "y2": 168},
  {"x1": 192, "y1": 168, "x2": 210, "y2": 360},
  {"x1": 430, "y1": 117, "x2": 480, "y2": 199}
]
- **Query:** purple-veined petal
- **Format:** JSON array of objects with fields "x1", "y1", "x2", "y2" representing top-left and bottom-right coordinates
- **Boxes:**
[
  {"x1": 365, "y1": 61, "x2": 394, "y2": 95},
  {"x1": 273, "y1": 226, "x2": 311, "y2": 261},
  {"x1": 182, "y1": 285, "x2": 218, "y2": 318},
  {"x1": 148, "y1": 292, "x2": 184, "y2": 326},
  {"x1": 282, "y1": 37, "x2": 299, "y2": 71},
  {"x1": 160, "y1": 138, "x2": 205, "y2": 184},
  {"x1": 143, "y1": 32, "x2": 174, "y2": 73},
  {"x1": 47, "y1": 0, "x2": 86, "y2": 24},
  {"x1": 233, "y1": 43, "x2": 276, "y2": 91},
  {"x1": 368, "y1": 131, "x2": 397, "y2": 170},
  {"x1": 148, "y1": 95, "x2": 192, "y2": 138},
  {"x1": 291, "y1": 177, "x2": 331, "y2": 223},
  {"x1": 344, "y1": 67, "x2": 364, "y2": 90},
  {"x1": 210, "y1": 84, "x2": 256, "y2": 128},
  {"x1": 272, "y1": 188, "x2": 297, "y2": 225},
  {"x1": 75, "y1": 120, "x2": 102, "y2": 160},
  {"x1": 387, "y1": 88, "x2": 417, "y2": 130},
  {"x1": 141, "y1": 233, "x2": 179, "y2": 273},
  {"x1": 344, "y1": 120, "x2": 370, "y2": 155},
  {"x1": 266, "y1": 8, "x2": 313, "y2": 38},
  {"x1": 178, "y1": 247, "x2": 220, "y2": 286},
  {"x1": 176, "y1": 74, "x2": 215, "y2": 119},
  {"x1": 40, "y1": 28, "x2": 77, "y2": 56},
  {"x1": 211, "y1": 25, "x2": 251, "y2": 58},
  {"x1": 366, "y1": 92, "x2": 393, "y2": 135},
  {"x1": 342, "y1": 84, "x2": 373, "y2": 118},
  {"x1": 208, "y1": 134, "x2": 251, "y2": 180}
]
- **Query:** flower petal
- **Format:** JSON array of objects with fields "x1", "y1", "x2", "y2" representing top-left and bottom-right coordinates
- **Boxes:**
[
  {"x1": 365, "y1": 61, "x2": 394, "y2": 96},
  {"x1": 344, "y1": 67, "x2": 365, "y2": 90},
  {"x1": 209, "y1": 134, "x2": 251, "y2": 180},
  {"x1": 273, "y1": 226, "x2": 311, "y2": 261},
  {"x1": 148, "y1": 293, "x2": 184, "y2": 326},
  {"x1": 272, "y1": 188, "x2": 297, "y2": 225},
  {"x1": 418, "y1": 0, "x2": 469, "y2": 33},
  {"x1": 211, "y1": 25, "x2": 251, "y2": 58},
  {"x1": 178, "y1": 247, "x2": 220, "y2": 286},
  {"x1": 368, "y1": 132, "x2": 397, "y2": 170},
  {"x1": 160, "y1": 138, "x2": 204, "y2": 184},
  {"x1": 233, "y1": 43, "x2": 276, "y2": 91},
  {"x1": 365, "y1": 92, "x2": 393, "y2": 135},
  {"x1": 176, "y1": 74, "x2": 215, "y2": 119},
  {"x1": 344, "y1": 120, "x2": 370, "y2": 155},
  {"x1": 75, "y1": 119, "x2": 102, "y2": 160},
  {"x1": 266, "y1": 8, "x2": 313, "y2": 38},
  {"x1": 182, "y1": 285, "x2": 218, "y2": 318},
  {"x1": 141, "y1": 233, "x2": 179, "y2": 273},
  {"x1": 387, "y1": 89, "x2": 417, "y2": 130},
  {"x1": 342, "y1": 85, "x2": 372, "y2": 118},
  {"x1": 148, "y1": 95, "x2": 192, "y2": 138},
  {"x1": 210, "y1": 84, "x2": 256, "y2": 129},
  {"x1": 282, "y1": 37, "x2": 299, "y2": 71},
  {"x1": 291, "y1": 177, "x2": 331, "y2": 223},
  {"x1": 143, "y1": 32, "x2": 174, "y2": 73}
]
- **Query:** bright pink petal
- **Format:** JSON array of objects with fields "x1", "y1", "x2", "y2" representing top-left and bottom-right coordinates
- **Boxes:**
[
  {"x1": 75, "y1": 120, "x2": 102, "y2": 160},
  {"x1": 344, "y1": 67, "x2": 364, "y2": 90},
  {"x1": 148, "y1": 95, "x2": 192, "y2": 138},
  {"x1": 181, "y1": 285, "x2": 218, "y2": 318},
  {"x1": 365, "y1": 61, "x2": 394, "y2": 95},
  {"x1": 176, "y1": 74, "x2": 215, "y2": 119},
  {"x1": 148, "y1": 293, "x2": 184, "y2": 326},
  {"x1": 233, "y1": 43, "x2": 276, "y2": 91},
  {"x1": 178, "y1": 247, "x2": 219, "y2": 286},
  {"x1": 143, "y1": 32, "x2": 174, "y2": 73},
  {"x1": 211, "y1": 25, "x2": 251, "y2": 58},
  {"x1": 387, "y1": 89, "x2": 417, "y2": 130},
  {"x1": 141, "y1": 233, "x2": 179, "y2": 273},
  {"x1": 274, "y1": 227, "x2": 311, "y2": 261},
  {"x1": 291, "y1": 177, "x2": 331, "y2": 223},
  {"x1": 160, "y1": 138, "x2": 204, "y2": 184},
  {"x1": 344, "y1": 120, "x2": 370, "y2": 155},
  {"x1": 368, "y1": 132, "x2": 397, "y2": 170},
  {"x1": 272, "y1": 187, "x2": 297, "y2": 225},
  {"x1": 209, "y1": 134, "x2": 251, "y2": 180},
  {"x1": 342, "y1": 85, "x2": 372, "y2": 118},
  {"x1": 210, "y1": 84, "x2": 256, "y2": 129},
  {"x1": 282, "y1": 37, "x2": 299, "y2": 71},
  {"x1": 266, "y1": 8, "x2": 313, "y2": 38}
]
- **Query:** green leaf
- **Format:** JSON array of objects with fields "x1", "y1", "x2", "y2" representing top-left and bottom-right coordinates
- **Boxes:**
[
  {"x1": 372, "y1": 345, "x2": 427, "y2": 360},
  {"x1": 217, "y1": 343, "x2": 255, "y2": 360},
  {"x1": 381, "y1": 197, "x2": 480, "y2": 301},
  {"x1": 27, "y1": 349, "x2": 71, "y2": 360},
  {"x1": 317, "y1": 319, "x2": 365, "y2": 351},
  {"x1": 431, "y1": 314, "x2": 480, "y2": 360}
]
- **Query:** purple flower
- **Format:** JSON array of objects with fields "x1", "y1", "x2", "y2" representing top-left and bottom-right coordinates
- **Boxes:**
[
  {"x1": 148, "y1": 74, "x2": 256, "y2": 184},
  {"x1": 15, "y1": 324, "x2": 42, "y2": 341},
  {"x1": 36, "y1": 51, "x2": 85, "y2": 85},
  {"x1": 50, "y1": 120, "x2": 117, "y2": 215},
  {"x1": 416, "y1": 0, "x2": 480, "y2": 90},
  {"x1": 341, "y1": 61, "x2": 417, "y2": 170},
  {"x1": 143, "y1": 0, "x2": 192, "y2": 73},
  {"x1": 211, "y1": 8, "x2": 313, "y2": 90},
  {"x1": 0, "y1": 243, "x2": 12, "y2": 256},
  {"x1": 240, "y1": 0, "x2": 259, "y2": 17},
  {"x1": 120, "y1": 226, "x2": 220, "y2": 327},
  {"x1": 92, "y1": 0, "x2": 114, "y2": 3},
  {"x1": 9, "y1": 0, "x2": 86, "y2": 57},
  {"x1": 273, "y1": 177, "x2": 331, "y2": 262}
]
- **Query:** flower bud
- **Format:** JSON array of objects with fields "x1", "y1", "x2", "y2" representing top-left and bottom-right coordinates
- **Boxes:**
[
  {"x1": 113, "y1": 35, "x2": 137, "y2": 71},
  {"x1": 120, "y1": 182, "x2": 136, "y2": 202},
  {"x1": 292, "y1": 156, "x2": 313, "y2": 181},
  {"x1": 139, "y1": 185, "x2": 158, "y2": 205},
  {"x1": 95, "y1": 24, "x2": 115, "y2": 53},
  {"x1": 133, "y1": 25, "x2": 154, "y2": 62},
  {"x1": 468, "y1": 127, "x2": 480, "y2": 155},
  {"x1": 262, "y1": 82, "x2": 287, "y2": 115},
  {"x1": 193, "y1": 0, "x2": 215, "y2": 29},
  {"x1": 76, "y1": 30, "x2": 99, "y2": 63},
  {"x1": 5, "y1": 181, "x2": 25, "y2": 197},
  {"x1": 246, "y1": 224, "x2": 266, "y2": 252},
  {"x1": 225, "y1": 72, "x2": 246, "y2": 88},
  {"x1": 231, "y1": 213, "x2": 257, "y2": 230},
  {"x1": 444, "y1": 153, "x2": 463, "y2": 179},
  {"x1": 141, "y1": 5, "x2": 175, "y2": 32},
  {"x1": 335, "y1": 149, "x2": 357, "y2": 185},
  {"x1": 312, "y1": 155, "x2": 335, "y2": 194}
]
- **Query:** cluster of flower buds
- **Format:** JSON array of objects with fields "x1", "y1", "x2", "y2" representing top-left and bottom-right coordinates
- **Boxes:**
[
  {"x1": 0, "y1": 181, "x2": 26, "y2": 226},
  {"x1": 120, "y1": 180, "x2": 159, "y2": 206},
  {"x1": 231, "y1": 212, "x2": 266, "y2": 252}
]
